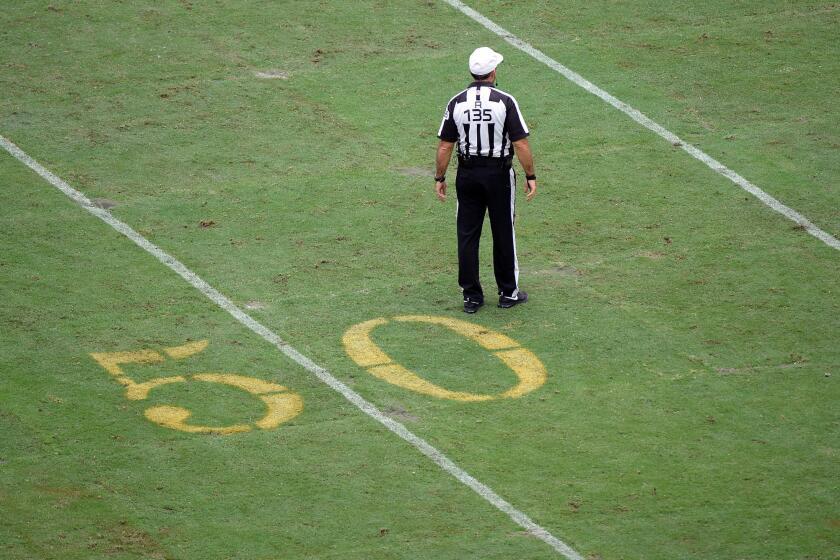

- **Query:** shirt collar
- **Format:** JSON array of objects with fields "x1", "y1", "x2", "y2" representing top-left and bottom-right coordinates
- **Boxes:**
[{"x1": 469, "y1": 81, "x2": 496, "y2": 88}]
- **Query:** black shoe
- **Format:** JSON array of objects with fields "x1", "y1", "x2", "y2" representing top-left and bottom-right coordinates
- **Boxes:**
[
  {"x1": 463, "y1": 298, "x2": 484, "y2": 314},
  {"x1": 498, "y1": 291, "x2": 528, "y2": 308}
]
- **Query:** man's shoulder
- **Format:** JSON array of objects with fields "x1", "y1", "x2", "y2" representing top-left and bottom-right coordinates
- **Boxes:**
[
  {"x1": 487, "y1": 86, "x2": 518, "y2": 104},
  {"x1": 445, "y1": 89, "x2": 469, "y2": 106}
]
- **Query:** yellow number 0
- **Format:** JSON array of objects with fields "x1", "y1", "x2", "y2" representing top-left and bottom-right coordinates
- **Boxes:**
[{"x1": 342, "y1": 315, "x2": 547, "y2": 402}]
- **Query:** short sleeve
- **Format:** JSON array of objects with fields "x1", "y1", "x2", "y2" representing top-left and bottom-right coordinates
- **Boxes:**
[
  {"x1": 504, "y1": 96, "x2": 529, "y2": 142},
  {"x1": 437, "y1": 99, "x2": 458, "y2": 142}
]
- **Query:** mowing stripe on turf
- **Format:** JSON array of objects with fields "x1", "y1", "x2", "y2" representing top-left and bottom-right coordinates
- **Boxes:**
[
  {"x1": 0, "y1": 134, "x2": 584, "y2": 560},
  {"x1": 442, "y1": 0, "x2": 840, "y2": 253}
]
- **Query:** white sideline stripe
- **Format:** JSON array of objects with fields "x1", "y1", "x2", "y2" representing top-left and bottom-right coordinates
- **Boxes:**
[
  {"x1": 442, "y1": 0, "x2": 840, "y2": 253},
  {"x1": 0, "y1": 134, "x2": 584, "y2": 560}
]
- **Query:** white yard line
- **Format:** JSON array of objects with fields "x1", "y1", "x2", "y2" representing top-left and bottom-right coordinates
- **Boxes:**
[
  {"x1": 443, "y1": 0, "x2": 840, "y2": 253},
  {"x1": 0, "y1": 134, "x2": 584, "y2": 560}
]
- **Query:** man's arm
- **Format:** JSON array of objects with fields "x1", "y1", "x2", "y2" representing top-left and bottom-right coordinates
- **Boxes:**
[
  {"x1": 435, "y1": 140, "x2": 455, "y2": 202},
  {"x1": 512, "y1": 138, "x2": 537, "y2": 202}
]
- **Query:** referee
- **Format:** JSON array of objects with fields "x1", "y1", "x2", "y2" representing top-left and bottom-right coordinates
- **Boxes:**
[{"x1": 435, "y1": 47, "x2": 537, "y2": 314}]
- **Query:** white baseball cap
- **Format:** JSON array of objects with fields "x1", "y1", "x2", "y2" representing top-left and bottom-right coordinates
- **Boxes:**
[{"x1": 469, "y1": 47, "x2": 503, "y2": 76}]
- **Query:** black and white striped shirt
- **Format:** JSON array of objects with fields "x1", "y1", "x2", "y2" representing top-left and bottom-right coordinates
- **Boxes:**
[{"x1": 437, "y1": 81, "x2": 529, "y2": 158}]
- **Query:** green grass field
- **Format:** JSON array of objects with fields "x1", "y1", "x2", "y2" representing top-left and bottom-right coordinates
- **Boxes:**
[{"x1": 1, "y1": 1, "x2": 838, "y2": 558}]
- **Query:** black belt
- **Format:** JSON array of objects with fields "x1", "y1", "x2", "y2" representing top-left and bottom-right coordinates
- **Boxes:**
[{"x1": 458, "y1": 155, "x2": 513, "y2": 169}]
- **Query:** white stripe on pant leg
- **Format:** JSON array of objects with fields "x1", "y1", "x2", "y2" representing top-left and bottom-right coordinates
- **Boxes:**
[
  {"x1": 455, "y1": 196, "x2": 461, "y2": 293},
  {"x1": 510, "y1": 166, "x2": 520, "y2": 293}
]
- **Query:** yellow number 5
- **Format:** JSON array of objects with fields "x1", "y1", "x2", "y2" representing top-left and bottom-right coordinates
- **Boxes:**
[{"x1": 90, "y1": 341, "x2": 302, "y2": 435}]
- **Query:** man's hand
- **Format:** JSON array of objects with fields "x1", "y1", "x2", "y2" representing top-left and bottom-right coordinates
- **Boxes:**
[
  {"x1": 435, "y1": 140, "x2": 455, "y2": 203},
  {"x1": 435, "y1": 180, "x2": 447, "y2": 202},
  {"x1": 524, "y1": 179, "x2": 537, "y2": 201},
  {"x1": 512, "y1": 138, "x2": 538, "y2": 202}
]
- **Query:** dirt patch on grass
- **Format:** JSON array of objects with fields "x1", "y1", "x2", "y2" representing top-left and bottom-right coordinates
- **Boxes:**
[
  {"x1": 533, "y1": 263, "x2": 581, "y2": 277},
  {"x1": 395, "y1": 166, "x2": 431, "y2": 178},
  {"x1": 37, "y1": 485, "x2": 85, "y2": 497},
  {"x1": 91, "y1": 198, "x2": 119, "y2": 209},
  {"x1": 509, "y1": 530, "x2": 541, "y2": 539},
  {"x1": 36, "y1": 485, "x2": 90, "y2": 508},
  {"x1": 638, "y1": 251, "x2": 666, "y2": 259},
  {"x1": 106, "y1": 527, "x2": 164, "y2": 556},
  {"x1": 86, "y1": 523, "x2": 166, "y2": 558},
  {"x1": 255, "y1": 70, "x2": 289, "y2": 80},
  {"x1": 716, "y1": 361, "x2": 808, "y2": 375},
  {"x1": 383, "y1": 404, "x2": 419, "y2": 423}
]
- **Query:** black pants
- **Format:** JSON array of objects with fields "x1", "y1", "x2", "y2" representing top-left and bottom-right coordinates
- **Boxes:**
[{"x1": 456, "y1": 164, "x2": 519, "y2": 301}]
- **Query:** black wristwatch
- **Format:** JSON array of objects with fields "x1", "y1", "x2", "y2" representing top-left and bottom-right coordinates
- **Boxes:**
[
  {"x1": 435, "y1": 175, "x2": 446, "y2": 182},
  {"x1": 526, "y1": 174, "x2": 537, "y2": 181}
]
